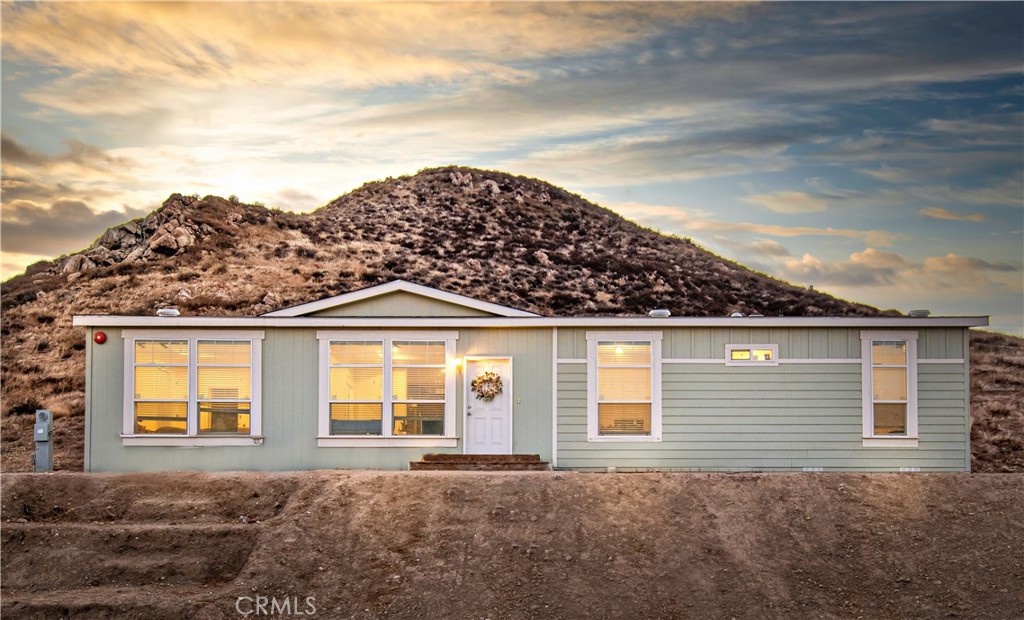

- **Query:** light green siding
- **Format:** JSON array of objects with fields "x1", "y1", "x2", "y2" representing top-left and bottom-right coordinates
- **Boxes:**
[
  {"x1": 555, "y1": 326, "x2": 970, "y2": 472},
  {"x1": 85, "y1": 327, "x2": 551, "y2": 472},
  {"x1": 562, "y1": 327, "x2": 868, "y2": 360},
  {"x1": 84, "y1": 323, "x2": 969, "y2": 472},
  {"x1": 457, "y1": 328, "x2": 553, "y2": 457},
  {"x1": 310, "y1": 291, "x2": 493, "y2": 317}
]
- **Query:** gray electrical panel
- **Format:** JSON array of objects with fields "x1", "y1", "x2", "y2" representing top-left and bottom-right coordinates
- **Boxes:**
[{"x1": 33, "y1": 409, "x2": 53, "y2": 472}]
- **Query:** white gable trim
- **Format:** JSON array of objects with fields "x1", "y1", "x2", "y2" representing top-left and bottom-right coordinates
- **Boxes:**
[
  {"x1": 261, "y1": 280, "x2": 538, "y2": 318},
  {"x1": 74, "y1": 315, "x2": 990, "y2": 328}
]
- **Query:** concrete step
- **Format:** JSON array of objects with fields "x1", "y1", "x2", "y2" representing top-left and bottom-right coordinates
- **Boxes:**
[
  {"x1": 411, "y1": 454, "x2": 550, "y2": 471},
  {"x1": 418, "y1": 453, "x2": 544, "y2": 464}
]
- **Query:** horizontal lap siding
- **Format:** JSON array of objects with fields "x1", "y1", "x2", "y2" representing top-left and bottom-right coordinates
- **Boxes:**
[
  {"x1": 89, "y1": 327, "x2": 553, "y2": 472},
  {"x1": 556, "y1": 359, "x2": 969, "y2": 472}
]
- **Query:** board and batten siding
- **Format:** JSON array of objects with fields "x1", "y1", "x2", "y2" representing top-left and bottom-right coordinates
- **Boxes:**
[
  {"x1": 309, "y1": 291, "x2": 493, "y2": 317},
  {"x1": 85, "y1": 326, "x2": 552, "y2": 472},
  {"x1": 556, "y1": 326, "x2": 969, "y2": 472}
]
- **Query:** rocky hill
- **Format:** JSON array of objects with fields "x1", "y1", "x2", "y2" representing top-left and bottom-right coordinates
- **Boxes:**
[{"x1": 1, "y1": 166, "x2": 1020, "y2": 471}]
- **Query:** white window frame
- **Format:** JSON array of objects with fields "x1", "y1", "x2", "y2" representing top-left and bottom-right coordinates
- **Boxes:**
[
  {"x1": 316, "y1": 330, "x2": 458, "y2": 448},
  {"x1": 122, "y1": 329, "x2": 264, "y2": 447},
  {"x1": 725, "y1": 344, "x2": 779, "y2": 366},
  {"x1": 586, "y1": 331, "x2": 663, "y2": 443},
  {"x1": 861, "y1": 330, "x2": 918, "y2": 448}
]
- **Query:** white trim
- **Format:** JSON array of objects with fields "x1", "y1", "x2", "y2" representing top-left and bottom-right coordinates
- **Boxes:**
[
  {"x1": 724, "y1": 344, "x2": 779, "y2": 367},
  {"x1": 317, "y1": 436, "x2": 459, "y2": 448},
  {"x1": 664, "y1": 358, "x2": 861, "y2": 365},
  {"x1": 586, "y1": 331, "x2": 663, "y2": 442},
  {"x1": 862, "y1": 438, "x2": 920, "y2": 448},
  {"x1": 263, "y1": 280, "x2": 538, "y2": 318},
  {"x1": 463, "y1": 356, "x2": 514, "y2": 454},
  {"x1": 551, "y1": 328, "x2": 558, "y2": 469},
  {"x1": 556, "y1": 358, "x2": 586, "y2": 364},
  {"x1": 919, "y1": 358, "x2": 965, "y2": 365},
  {"x1": 122, "y1": 329, "x2": 267, "y2": 339},
  {"x1": 75, "y1": 315, "x2": 990, "y2": 329},
  {"x1": 316, "y1": 331, "x2": 458, "y2": 444},
  {"x1": 316, "y1": 329, "x2": 459, "y2": 340},
  {"x1": 861, "y1": 330, "x2": 918, "y2": 442},
  {"x1": 121, "y1": 435, "x2": 265, "y2": 447},
  {"x1": 781, "y1": 359, "x2": 860, "y2": 364},
  {"x1": 122, "y1": 330, "x2": 264, "y2": 446}
]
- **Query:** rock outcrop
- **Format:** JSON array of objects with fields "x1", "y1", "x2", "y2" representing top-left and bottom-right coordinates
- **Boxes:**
[{"x1": 57, "y1": 194, "x2": 213, "y2": 274}]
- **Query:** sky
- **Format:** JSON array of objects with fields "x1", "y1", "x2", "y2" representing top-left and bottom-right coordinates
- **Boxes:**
[{"x1": 1, "y1": 1, "x2": 1022, "y2": 335}]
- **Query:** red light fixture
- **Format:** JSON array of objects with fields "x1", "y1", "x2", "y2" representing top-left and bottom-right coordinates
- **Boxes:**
[{"x1": 93, "y1": 331, "x2": 107, "y2": 345}]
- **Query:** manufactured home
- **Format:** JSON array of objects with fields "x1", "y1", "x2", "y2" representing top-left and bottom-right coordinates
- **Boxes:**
[{"x1": 73, "y1": 280, "x2": 987, "y2": 472}]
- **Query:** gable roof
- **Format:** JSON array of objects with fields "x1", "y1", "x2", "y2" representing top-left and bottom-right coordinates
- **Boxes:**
[{"x1": 261, "y1": 280, "x2": 540, "y2": 318}]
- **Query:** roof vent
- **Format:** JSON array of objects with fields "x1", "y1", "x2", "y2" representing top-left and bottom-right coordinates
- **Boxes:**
[
  {"x1": 749, "y1": 313, "x2": 764, "y2": 318},
  {"x1": 648, "y1": 309, "x2": 671, "y2": 318},
  {"x1": 908, "y1": 309, "x2": 931, "y2": 318},
  {"x1": 730, "y1": 312, "x2": 745, "y2": 318},
  {"x1": 156, "y1": 307, "x2": 181, "y2": 317}
]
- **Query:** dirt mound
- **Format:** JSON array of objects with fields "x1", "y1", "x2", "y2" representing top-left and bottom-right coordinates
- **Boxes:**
[{"x1": 3, "y1": 471, "x2": 1022, "y2": 619}]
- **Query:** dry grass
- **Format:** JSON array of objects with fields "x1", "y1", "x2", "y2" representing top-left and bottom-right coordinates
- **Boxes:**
[{"x1": 970, "y1": 330, "x2": 1024, "y2": 472}]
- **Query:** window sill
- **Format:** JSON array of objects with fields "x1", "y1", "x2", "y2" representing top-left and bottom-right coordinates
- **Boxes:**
[
  {"x1": 862, "y1": 437, "x2": 919, "y2": 448},
  {"x1": 121, "y1": 435, "x2": 264, "y2": 447},
  {"x1": 318, "y1": 436, "x2": 459, "y2": 448},
  {"x1": 588, "y1": 435, "x2": 662, "y2": 443}
]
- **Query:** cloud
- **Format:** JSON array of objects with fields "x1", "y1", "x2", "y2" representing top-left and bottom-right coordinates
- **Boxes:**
[
  {"x1": 855, "y1": 165, "x2": 914, "y2": 183},
  {"x1": 922, "y1": 113, "x2": 1024, "y2": 146},
  {"x1": 781, "y1": 248, "x2": 1020, "y2": 290},
  {"x1": 783, "y1": 249, "x2": 912, "y2": 286},
  {"x1": 922, "y1": 253, "x2": 1018, "y2": 274},
  {"x1": 503, "y1": 119, "x2": 819, "y2": 185},
  {"x1": 1, "y1": 198, "x2": 150, "y2": 256},
  {"x1": 613, "y1": 201, "x2": 902, "y2": 247},
  {"x1": 741, "y1": 191, "x2": 828, "y2": 214},
  {"x1": 1, "y1": 135, "x2": 134, "y2": 172},
  {"x1": 1, "y1": 2, "x2": 750, "y2": 117},
  {"x1": 272, "y1": 188, "x2": 324, "y2": 212},
  {"x1": 918, "y1": 207, "x2": 987, "y2": 222},
  {"x1": 713, "y1": 236, "x2": 792, "y2": 258}
]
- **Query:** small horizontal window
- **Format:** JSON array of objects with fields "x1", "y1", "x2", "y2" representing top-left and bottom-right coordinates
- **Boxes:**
[{"x1": 725, "y1": 344, "x2": 779, "y2": 366}]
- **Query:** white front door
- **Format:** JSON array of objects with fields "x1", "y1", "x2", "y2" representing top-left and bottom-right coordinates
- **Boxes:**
[{"x1": 465, "y1": 359, "x2": 512, "y2": 454}]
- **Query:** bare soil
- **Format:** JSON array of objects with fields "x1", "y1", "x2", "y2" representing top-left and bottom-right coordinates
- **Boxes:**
[{"x1": 2, "y1": 471, "x2": 1022, "y2": 619}]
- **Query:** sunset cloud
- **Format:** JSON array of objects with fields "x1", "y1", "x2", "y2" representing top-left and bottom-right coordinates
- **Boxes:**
[
  {"x1": 918, "y1": 207, "x2": 988, "y2": 222},
  {"x1": 2, "y1": 2, "x2": 749, "y2": 115},
  {"x1": 1, "y1": 198, "x2": 150, "y2": 256},
  {"x1": 782, "y1": 249, "x2": 1020, "y2": 291},
  {"x1": 613, "y1": 202, "x2": 902, "y2": 247},
  {"x1": 741, "y1": 191, "x2": 828, "y2": 214},
  {"x1": 1, "y1": 1, "x2": 1020, "y2": 333}
]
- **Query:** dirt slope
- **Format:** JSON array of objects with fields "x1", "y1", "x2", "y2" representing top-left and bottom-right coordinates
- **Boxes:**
[{"x1": 2, "y1": 471, "x2": 1022, "y2": 620}]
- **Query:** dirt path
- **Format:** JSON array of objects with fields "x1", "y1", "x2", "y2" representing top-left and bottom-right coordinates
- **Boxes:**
[{"x1": 3, "y1": 471, "x2": 1023, "y2": 619}]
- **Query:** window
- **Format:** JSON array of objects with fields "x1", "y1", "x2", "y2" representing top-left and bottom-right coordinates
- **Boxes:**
[
  {"x1": 861, "y1": 331, "x2": 918, "y2": 447},
  {"x1": 390, "y1": 341, "x2": 446, "y2": 436},
  {"x1": 123, "y1": 330, "x2": 264, "y2": 446},
  {"x1": 586, "y1": 331, "x2": 662, "y2": 442},
  {"x1": 725, "y1": 344, "x2": 779, "y2": 366},
  {"x1": 328, "y1": 341, "x2": 384, "y2": 435},
  {"x1": 317, "y1": 331, "x2": 458, "y2": 447}
]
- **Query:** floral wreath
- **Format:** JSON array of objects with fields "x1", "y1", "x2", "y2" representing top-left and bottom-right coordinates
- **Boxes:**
[{"x1": 471, "y1": 371, "x2": 503, "y2": 401}]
